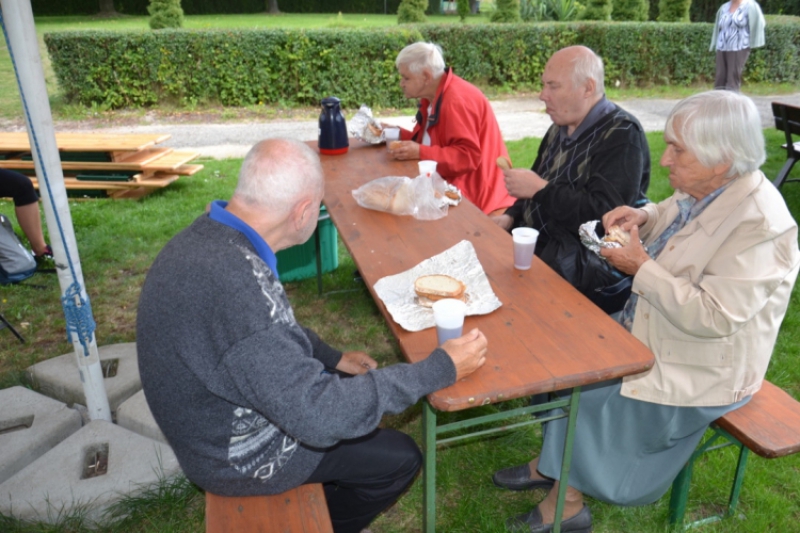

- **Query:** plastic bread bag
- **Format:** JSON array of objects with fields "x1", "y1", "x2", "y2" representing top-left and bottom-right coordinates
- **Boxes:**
[{"x1": 352, "y1": 175, "x2": 449, "y2": 220}]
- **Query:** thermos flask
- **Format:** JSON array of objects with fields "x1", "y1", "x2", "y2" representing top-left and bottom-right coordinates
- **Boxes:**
[{"x1": 318, "y1": 96, "x2": 349, "y2": 155}]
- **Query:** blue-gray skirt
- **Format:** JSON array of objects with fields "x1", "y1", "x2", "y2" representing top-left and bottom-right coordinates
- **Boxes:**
[{"x1": 537, "y1": 379, "x2": 749, "y2": 506}]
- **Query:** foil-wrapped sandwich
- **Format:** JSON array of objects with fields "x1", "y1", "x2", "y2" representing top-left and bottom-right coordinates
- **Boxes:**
[
  {"x1": 348, "y1": 104, "x2": 384, "y2": 144},
  {"x1": 579, "y1": 220, "x2": 633, "y2": 256}
]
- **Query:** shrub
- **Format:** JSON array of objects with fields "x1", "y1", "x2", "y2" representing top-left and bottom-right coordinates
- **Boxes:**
[
  {"x1": 457, "y1": 0, "x2": 471, "y2": 20},
  {"x1": 398, "y1": 0, "x2": 428, "y2": 22},
  {"x1": 148, "y1": 0, "x2": 184, "y2": 29},
  {"x1": 657, "y1": 0, "x2": 690, "y2": 21},
  {"x1": 45, "y1": 22, "x2": 800, "y2": 109},
  {"x1": 491, "y1": 0, "x2": 523, "y2": 22},
  {"x1": 613, "y1": 0, "x2": 648, "y2": 20},
  {"x1": 583, "y1": 0, "x2": 612, "y2": 19}
]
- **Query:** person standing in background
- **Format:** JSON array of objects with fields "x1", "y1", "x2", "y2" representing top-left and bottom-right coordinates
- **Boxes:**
[{"x1": 710, "y1": 0, "x2": 766, "y2": 92}]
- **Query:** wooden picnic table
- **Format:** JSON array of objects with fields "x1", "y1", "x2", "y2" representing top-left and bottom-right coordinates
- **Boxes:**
[
  {"x1": 0, "y1": 132, "x2": 202, "y2": 199},
  {"x1": 316, "y1": 140, "x2": 655, "y2": 532}
]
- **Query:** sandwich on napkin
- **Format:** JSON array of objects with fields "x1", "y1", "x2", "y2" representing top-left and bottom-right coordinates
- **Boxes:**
[{"x1": 414, "y1": 274, "x2": 467, "y2": 307}]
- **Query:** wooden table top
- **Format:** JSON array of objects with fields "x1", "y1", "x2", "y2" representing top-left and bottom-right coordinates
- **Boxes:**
[
  {"x1": 0, "y1": 132, "x2": 171, "y2": 153},
  {"x1": 318, "y1": 141, "x2": 654, "y2": 412}
]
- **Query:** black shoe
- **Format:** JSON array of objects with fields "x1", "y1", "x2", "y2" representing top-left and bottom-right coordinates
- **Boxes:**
[
  {"x1": 506, "y1": 504, "x2": 592, "y2": 533},
  {"x1": 493, "y1": 463, "x2": 555, "y2": 491}
]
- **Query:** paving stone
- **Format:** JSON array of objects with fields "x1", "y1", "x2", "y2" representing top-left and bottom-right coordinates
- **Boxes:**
[
  {"x1": 25, "y1": 342, "x2": 141, "y2": 412},
  {"x1": 0, "y1": 386, "x2": 82, "y2": 484},
  {"x1": 116, "y1": 389, "x2": 166, "y2": 443},
  {"x1": 0, "y1": 420, "x2": 181, "y2": 526}
]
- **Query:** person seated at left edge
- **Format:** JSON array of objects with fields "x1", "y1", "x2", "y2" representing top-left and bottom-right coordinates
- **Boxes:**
[{"x1": 388, "y1": 41, "x2": 515, "y2": 217}]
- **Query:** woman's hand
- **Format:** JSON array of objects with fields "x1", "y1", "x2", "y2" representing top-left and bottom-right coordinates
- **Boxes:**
[
  {"x1": 602, "y1": 206, "x2": 648, "y2": 233},
  {"x1": 388, "y1": 141, "x2": 420, "y2": 161},
  {"x1": 600, "y1": 225, "x2": 651, "y2": 276}
]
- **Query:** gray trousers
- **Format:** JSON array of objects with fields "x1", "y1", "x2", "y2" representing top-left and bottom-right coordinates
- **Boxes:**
[{"x1": 715, "y1": 49, "x2": 751, "y2": 92}]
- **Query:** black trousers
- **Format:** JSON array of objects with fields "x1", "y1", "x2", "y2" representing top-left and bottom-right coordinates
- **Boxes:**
[{"x1": 303, "y1": 428, "x2": 422, "y2": 533}]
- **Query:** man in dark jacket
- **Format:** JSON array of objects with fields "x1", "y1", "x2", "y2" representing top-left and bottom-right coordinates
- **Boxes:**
[
  {"x1": 137, "y1": 138, "x2": 488, "y2": 533},
  {"x1": 493, "y1": 46, "x2": 651, "y2": 298}
]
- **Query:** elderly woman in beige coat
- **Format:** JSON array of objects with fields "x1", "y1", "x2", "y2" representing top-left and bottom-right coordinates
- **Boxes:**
[{"x1": 492, "y1": 90, "x2": 800, "y2": 533}]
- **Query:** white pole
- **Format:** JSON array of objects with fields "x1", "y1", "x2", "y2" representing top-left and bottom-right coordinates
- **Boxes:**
[{"x1": 1, "y1": 0, "x2": 111, "y2": 422}]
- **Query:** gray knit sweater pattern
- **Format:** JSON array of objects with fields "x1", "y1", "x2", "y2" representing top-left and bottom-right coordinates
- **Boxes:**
[{"x1": 137, "y1": 215, "x2": 456, "y2": 496}]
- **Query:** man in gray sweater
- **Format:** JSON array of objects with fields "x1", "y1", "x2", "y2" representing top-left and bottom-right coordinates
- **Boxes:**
[{"x1": 137, "y1": 138, "x2": 487, "y2": 533}]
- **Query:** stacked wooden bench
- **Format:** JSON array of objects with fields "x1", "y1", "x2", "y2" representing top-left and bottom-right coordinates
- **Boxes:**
[
  {"x1": 668, "y1": 380, "x2": 800, "y2": 530},
  {"x1": 205, "y1": 483, "x2": 333, "y2": 533},
  {"x1": 0, "y1": 132, "x2": 203, "y2": 199}
]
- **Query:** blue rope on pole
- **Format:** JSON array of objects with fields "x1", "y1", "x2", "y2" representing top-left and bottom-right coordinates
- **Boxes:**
[{"x1": 0, "y1": 9, "x2": 96, "y2": 356}]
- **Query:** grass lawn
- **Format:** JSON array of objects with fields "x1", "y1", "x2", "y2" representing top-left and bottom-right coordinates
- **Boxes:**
[{"x1": 1, "y1": 129, "x2": 799, "y2": 532}]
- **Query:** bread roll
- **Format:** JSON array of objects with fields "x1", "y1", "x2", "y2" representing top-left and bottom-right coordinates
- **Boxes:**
[
  {"x1": 415, "y1": 274, "x2": 466, "y2": 306},
  {"x1": 603, "y1": 225, "x2": 631, "y2": 246},
  {"x1": 497, "y1": 156, "x2": 512, "y2": 171}
]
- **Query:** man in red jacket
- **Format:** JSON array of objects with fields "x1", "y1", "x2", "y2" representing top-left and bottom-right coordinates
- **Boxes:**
[{"x1": 388, "y1": 42, "x2": 514, "y2": 216}]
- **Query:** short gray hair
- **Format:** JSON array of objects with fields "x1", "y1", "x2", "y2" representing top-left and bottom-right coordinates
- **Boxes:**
[
  {"x1": 665, "y1": 90, "x2": 765, "y2": 178},
  {"x1": 396, "y1": 42, "x2": 446, "y2": 76},
  {"x1": 234, "y1": 139, "x2": 323, "y2": 217},
  {"x1": 571, "y1": 47, "x2": 605, "y2": 95}
]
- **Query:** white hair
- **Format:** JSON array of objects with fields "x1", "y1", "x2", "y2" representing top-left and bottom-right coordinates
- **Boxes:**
[
  {"x1": 570, "y1": 46, "x2": 605, "y2": 95},
  {"x1": 665, "y1": 90, "x2": 765, "y2": 178},
  {"x1": 234, "y1": 139, "x2": 323, "y2": 217},
  {"x1": 396, "y1": 42, "x2": 446, "y2": 76}
]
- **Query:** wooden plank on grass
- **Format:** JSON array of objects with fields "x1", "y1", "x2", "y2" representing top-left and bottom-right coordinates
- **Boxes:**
[
  {"x1": 112, "y1": 147, "x2": 174, "y2": 165},
  {"x1": 0, "y1": 132, "x2": 171, "y2": 152},
  {"x1": 141, "y1": 151, "x2": 200, "y2": 171}
]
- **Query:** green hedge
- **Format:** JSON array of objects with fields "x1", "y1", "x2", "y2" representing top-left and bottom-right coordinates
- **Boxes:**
[{"x1": 45, "y1": 22, "x2": 800, "y2": 110}]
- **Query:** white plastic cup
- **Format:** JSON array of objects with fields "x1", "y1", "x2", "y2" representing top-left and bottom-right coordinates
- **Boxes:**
[
  {"x1": 432, "y1": 298, "x2": 467, "y2": 345},
  {"x1": 384, "y1": 127, "x2": 400, "y2": 141},
  {"x1": 512, "y1": 227, "x2": 539, "y2": 270},
  {"x1": 418, "y1": 160, "x2": 438, "y2": 178}
]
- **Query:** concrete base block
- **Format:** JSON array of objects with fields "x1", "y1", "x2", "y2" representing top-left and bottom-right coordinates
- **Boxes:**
[
  {"x1": 0, "y1": 420, "x2": 181, "y2": 525},
  {"x1": 25, "y1": 343, "x2": 141, "y2": 412},
  {"x1": 116, "y1": 389, "x2": 166, "y2": 443},
  {"x1": 0, "y1": 387, "x2": 82, "y2": 484}
]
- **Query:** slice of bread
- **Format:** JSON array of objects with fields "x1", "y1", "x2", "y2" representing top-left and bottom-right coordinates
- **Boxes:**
[{"x1": 414, "y1": 274, "x2": 466, "y2": 305}]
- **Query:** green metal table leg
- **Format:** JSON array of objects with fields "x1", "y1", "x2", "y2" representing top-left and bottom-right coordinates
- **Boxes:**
[
  {"x1": 552, "y1": 386, "x2": 582, "y2": 533},
  {"x1": 726, "y1": 446, "x2": 749, "y2": 518},
  {"x1": 423, "y1": 400, "x2": 437, "y2": 533},
  {"x1": 668, "y1": 461, "x2": 693, "y2": 530}
]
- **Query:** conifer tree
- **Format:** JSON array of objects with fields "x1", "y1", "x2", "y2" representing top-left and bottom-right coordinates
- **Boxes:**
[
  {"x1": 657, "y1": 0, "x2": 691, "y2": 21},
  {"x1": 491, "y1": 0, "x2": 522, "y2": 22},
  {"x1": 398, "y1": 0, "x2": 428, "y2": 23},
  {"x1": 582, "y1": 0, "x2": 612, "y2": 20},
  {"x1": 612, "y1": 0, "x2": 648, "y2": 20},
  {"x1": 148, "y1": 0, "x2": 184, "y2": 29}
]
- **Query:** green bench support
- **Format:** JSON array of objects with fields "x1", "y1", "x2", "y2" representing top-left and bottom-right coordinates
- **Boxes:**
[{"x1": 668, "y1": 380, "x2": 800, "y2": 530}]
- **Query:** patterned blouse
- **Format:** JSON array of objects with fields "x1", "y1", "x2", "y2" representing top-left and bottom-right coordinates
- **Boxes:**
[{"x1": 716, "y1": 1, "x2": 751, "y2": 51}]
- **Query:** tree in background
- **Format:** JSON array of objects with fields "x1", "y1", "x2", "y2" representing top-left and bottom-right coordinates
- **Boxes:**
[
  {"x1": 398, "y1": 0, "x2": 428, "y2": 22},
  {"x1": 582, "y1": 0, "x2": 612, "y2": 19},
  {"x1": 457, "y1": 0, "x2": 471, "y2": 20},
  {"x1": 657, "y1": 0, "x2": 690, "y2": 21},
  {"x1": 98, "y1": 0, "x2": 119, "y2": 16},
  {"x1": 613, "y1": 0, "x2": 648, "y2": 19},
  {"x1": 491, "y1": 0, "x2": 522, "y2": 21},
  {"x1": 148, "y1": 0, "x2": 184, "y2": 29},
  {"x1": 267, "y1": 0, "x2": 280, "y2": 13}
]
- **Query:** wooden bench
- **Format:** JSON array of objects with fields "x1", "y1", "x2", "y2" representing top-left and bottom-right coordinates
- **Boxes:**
[
  {"x1": 668, "y1": 380, "x2": 800, "y2": 530},
  {"x1": 772, "y1": 102, "x2": 800, "y2": 189},
  {"x1": 205, "y1": 483, "x2": 333, "y2": 533}
]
